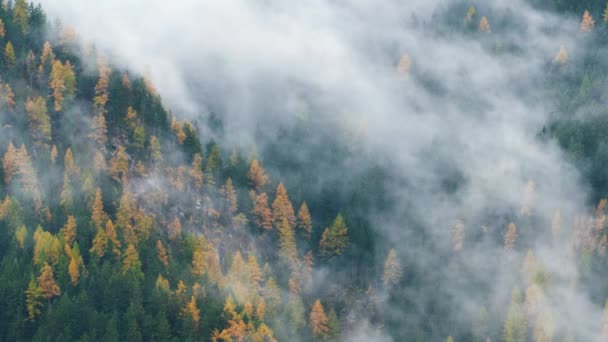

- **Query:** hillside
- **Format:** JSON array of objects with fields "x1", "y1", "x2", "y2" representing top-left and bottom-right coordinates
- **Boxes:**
[{"x1": 1, "y1": 0, "x2": 608, "y2": 341}]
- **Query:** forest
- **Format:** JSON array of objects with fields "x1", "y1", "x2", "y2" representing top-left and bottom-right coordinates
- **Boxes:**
[{"x1": 1, "y1": 0, "x2": 608, "y2": 341}]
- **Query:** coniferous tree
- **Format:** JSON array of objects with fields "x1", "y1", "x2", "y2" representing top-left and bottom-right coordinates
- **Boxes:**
[
  {"x1": 319, "y1": 214, "x2": 349, "y2": 257},
  {"x1": 38, "y1": 262, "x2": 61, "y2": 303},
  {"x1": 383, "y1": 248, "x2": 402, "y2": 287},
  {"x1": 247, "y1": 159, "x2": 269, "y2": 192},
  {"x1": 310, "y1": 299, "x2": 329, "y2": 341}
]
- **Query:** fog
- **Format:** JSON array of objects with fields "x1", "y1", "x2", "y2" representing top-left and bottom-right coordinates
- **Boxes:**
[{"x1": 40, "y1": 0, "x2": 603, "y2": 340}]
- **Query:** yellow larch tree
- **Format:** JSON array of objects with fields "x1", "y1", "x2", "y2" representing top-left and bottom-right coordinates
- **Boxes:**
[
  {"x1": 297, "y1": 202, "x2": 312, "y2": 238},
  {"x1": 157, "y1": 240, "x2": 169, "y2": 269},
  {"x1": 247, "y1": 159, "x2": 269, "y2": 192},
  {"x1": 383, "y1": 248, "x2": 402, "y2": 287},
  {"x1": 60, "y1": 215, "x2": 77, "y2": 247},
  {"x1": 25, "y1": 278, "x2": 42, "y2": 320},
  {"x1": 26, "y1": 97, "x2": 52, "y2": 147},
  {"x1": 252, "y1": 192, "x2": 273, "y2": 230},
  {"x1": 272, "y1": 182, "x2": 296, "y2": 228},
  {"x1": 310, "y1": 299, "x2": 329, "y2": 340},
  {"x1": 581, "y1": 10, "x2": 595, "y2": 32},
  {"x1": 38, "y1": 262, "x2": 61, "y2": 303},
  {"x1": 4, "y1": 41, "x2": 15, "y2": 69},
  {"x1": 479, "y1": 16, "x2": 491, "y2": 32}
]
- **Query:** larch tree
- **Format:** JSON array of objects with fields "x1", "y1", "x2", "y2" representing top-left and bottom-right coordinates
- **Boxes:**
[
  {"x1": 168, "y1": 217, "x2": 182, "y2": 241},
  {"x1": 272, "y1": 183, "x2": 296, "y2": 228},
  {"x1": 50, "y1": 145, "x2": 58, "y2": 164},
  {"x1": 319, "y1": 214, "x2": 349, "y2": 257},
  {"x1": 109, "y1": 146, "x2": 129, "y2": 183},
  {"x1": 93, "y1": 56, "x2": 111, "y2": 116},
  {"x1": 0, "y1": 83, "x2": 15, "y2": 110},
  {"x1": 26, "y1": 97, "x2": 52, "y2": 147},
  {"x1": 157, "y1": 240, "x2": 169, "y2": 269},
  {"x1": 383, "y1": 248, "x2": 402, "y2": 287},
  {"x1": 247, "y1": 159, "x2": 269, "y2": 192},
  {"x1": 479, "y1": 16, "x2": 491, "y2": 33},
  {"x1": 504, "y1": 222, "x2": 517, "y2": 251},
  {"x1": 39, "y1": 42, "x2": 55, "y2": 73},
  {"x1": 248, "y1": 254, "x2": 263, "y2": 289},
  {"x1": 278, "y1": 217, "x2": 298, "y2": 270},
  {"x1": 188, "y1": 153, "x2": 204, "y2": 190},
  {"x1": 91, "y1": 112, "x2": 108, "y2": 146},
  {"x1": 310, "y1": 299, "x2": 329, "y2": 341},
  {"x1": 38, "y1": 262, "x2": 61, "y2": 303},
  {"x1": 13, "y1": 0, "x2": 29, "y2": 34},
  {"x1": 297, "y1": 202, "x2": 313, "y2": 238},
  {"x1": 503, "y1": 289, "x2": 526, "y2": 342},
  {"x1": 533, "y1": 308, "x2": 554, "y2": 342},
  {"x1": 3, "y1": 142, "x2": 17, "y2": 184},
  {"x1": 15, "y1": 225, "x2": 27, "y2": 249},
  {"x1": 465, "y1": 6, "x2": 476, "y2": 24},
  {"x1": 50, "y1": 60, "x2": 76, "y2": 111},
  {"x1": 105, "y1": 220, "x2": 121, "y2": 257},
  {"x1": 60, "y1": 215, "x2": 77, "y2": 247},
  {"x1": 553, "y1": 45, "x2": 568, "y2": 65},
  {"x1": 91, "y1": 188, "x2": 107, "y2": 230},
  {"x1": 122, "y1": 244, "x2": 143, "y2": 277},
  {"x1": 192, "y1": 248, "x2": 206, "y2": 277},
  {"x1": 223, "y1": 178, "x2": 238, "y2": 217},
  {"x1": 149, "y1": 136, "x2": 162, "y2": 162},
  {"x1": 60, "y1": 173, "x2": 74, "y2": 212},
  {"x1": 252, "y1": 192, "x2": 273, "y2": 230},
  {"x1": 581, "y1": 10, "x2": 595, "y2": 32},
  {"x1": 4, "y1": 42, "x2": 15, "y2": 72},
  {"x1": 182, "y1": 295, "x2": 201, "y2": 331},
  {"x1": 25, "y1": 278, "x2": 43, "y2": 321},
  {"x1": 90, "y1": 227, "x2": 108, "y2": 258}
]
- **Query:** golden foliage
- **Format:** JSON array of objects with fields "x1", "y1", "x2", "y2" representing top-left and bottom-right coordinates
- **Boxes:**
[
  {"x1": 169, "y1": 217, "x2": 182, "y2": 241},
  {"x1": 122, "y1": 244, "x2": 142, "y2": 275},
  {"x1": 109, "y1": 146, "x2": 129, "y2": 183},
  {"x1": 479, "y1": 16, "x2": 491, "y2": 33},
  {"x1": 25, "y1": 279, "x2": 42, "y2": 321},
  {"x1": 252, "y1": 192, "x2": 273, "y2": 230},
  {"x1": 93, "y1": 56, "x2": 111, "y2": 115},
  {"x1": 50, "y1": 60, "x2": 76, "y2": 111},
  {"x1": 38, "y1": 262, "x2": 61, "y2": 300},
  {"x1": 4, "y1": 41, "x2": 15, "y2": 68},
  {"x1": 26, "y1": 97, "x2": 51, "y2": 147},
  {"x1": 247, "y1": 159, "x2": 269, "y2": 192},
  {"x1": 310, "y1": 299, "x2": 329, "y2": 339},
  {"x1": 272, "y1": 183, "x2": 296, "y2": 228},
  {"x1": 157, "y1": 240, "x2": 169, "y2": 269},
  {"x1": 15, "y1": 225, "x2": 27, "y2": 249},
  {"x1": 60, "y1": 215, "x2": 77, "y2": 247},
  {"x1": 297, "y1": 202, "x2": 312, "y2": 238},
  {"x1": 581, "y1": 10, "x2": 595, "y2": 32},
  {"x1": 189, "y1": 153, "x2": 204, "y2": 190}
]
